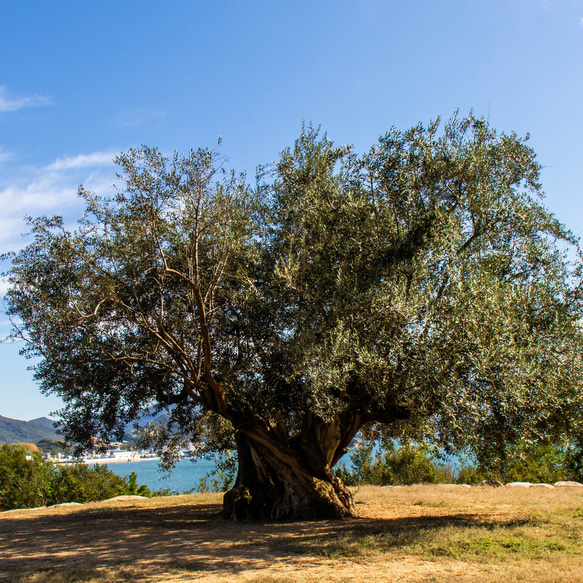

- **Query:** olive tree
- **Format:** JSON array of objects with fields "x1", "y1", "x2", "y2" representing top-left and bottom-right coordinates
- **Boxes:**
[{"x1": 5, "y1": 114, "x2": 583, "y2": 519}]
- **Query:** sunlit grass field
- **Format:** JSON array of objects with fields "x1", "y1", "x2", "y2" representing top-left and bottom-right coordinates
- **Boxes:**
[{"x1": 2, "y1": 485, "x2": 582, "y2": 582}]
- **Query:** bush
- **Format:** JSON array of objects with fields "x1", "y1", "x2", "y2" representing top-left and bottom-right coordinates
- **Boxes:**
[
  {"x1": 52, "y1": 466, "x2": 152, "y2": 504},
  {"x1": 504, "y1": 450, "x2": 567, "y2": 484},
  {"x1": 36, "y1": 439, "x2": 71, "y2": 456},
  {"x1": 377, "y1": 447, "x2": 448, "y2": 485},
  {"x1": 195, "y1": 451, "x2": 237, "y2": 493},
  {"x1": 51, "y1": 465, "x2": 146, "y2": 504},
  {"x1": 124, "y1": 470, "x2": 152, "y2": 496},
  {"x1": 0, "y1": 445, "x2": 151, "y2": 510},
  {"x1": 0, "y1": 445, "x2": 55, "y2": 510},
  {"x1": 456, "y1": 465, "x2": 486, "y2": 485},
  {"x1": 6, "y1": 443, "x2": 40, "y2": 455},
  {"x1": 334, "y1": 443, "x2": 451, "y2": 486},
  {"x1": 336, "y1": 440, "x2": 583, "y2": 487},
  {"x1": 470, "y1": 441, "x2": 572, "y2": 484},
  {"x1": 565, "y1": 441, "x2": 583, "y2": 482},
  {"x1": 151, "y1": 487, "x2": 180, "y2": 497}
]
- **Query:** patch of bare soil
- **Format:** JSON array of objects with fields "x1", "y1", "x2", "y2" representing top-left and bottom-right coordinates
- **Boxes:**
[{"x1": 1, "y1": 487, "x2": 582, "y2": 582}]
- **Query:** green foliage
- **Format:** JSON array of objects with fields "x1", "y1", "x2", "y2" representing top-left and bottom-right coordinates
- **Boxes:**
[
  {"x1": 460, "y1": 440, "x2": 579, "y2": 484},
  {"x1": 151, "y1": 487, "x2": 180, "y2": 497},
  {"x1": 5, "y1": 442, "x2": 40, "y2": 454},
  {"x1": 338, "y1": 440, "x2": 582, "y2": 486},
  {"x1": 503, "y1": 443, "x2": 569, "y2": 484},
  {"x1": 335, "y1": 444, "x2": 451, "y2": 486},
  {"x1": 565, "y1": 440, "x2": 583, "y2": 482},
  {"x1": 51, "y1": 465, "x2": 151, "y2": 504},
  {"x1": 456, "y1": 466, "x2": 486, "y2": 485},
  {"x1": 36, "y1": 439, "x2": 71, "y2": 456},
  {"x1": 195, "y1": 451, "x2": 237, "y2": 493},
  {"x1": 4, "y1": 114, "x2": 583, "y2": 504},
  {"x1": 0, "y1": 444, "x2": 54, "y2": 510},
  {"x1": 125, "y1": 471, "x2": 152, "y2": 496},
  {"x1": 0, "y1": 445, "x2": 151, "y2": 510}
]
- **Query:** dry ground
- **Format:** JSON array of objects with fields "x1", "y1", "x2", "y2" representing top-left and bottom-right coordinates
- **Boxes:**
[{"x1": 1, "y1": 485, "x2": 582, "y2": 582}]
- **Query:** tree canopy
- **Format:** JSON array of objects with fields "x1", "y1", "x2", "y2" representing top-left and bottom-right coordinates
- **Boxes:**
[{"x1": 5, "y1": 114, "x2": 583, "y2": 519}]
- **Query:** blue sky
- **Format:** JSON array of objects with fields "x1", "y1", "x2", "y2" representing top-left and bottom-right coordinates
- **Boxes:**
[{"x1": 1, "y1": 0, "x2": 582, "y2": 421}]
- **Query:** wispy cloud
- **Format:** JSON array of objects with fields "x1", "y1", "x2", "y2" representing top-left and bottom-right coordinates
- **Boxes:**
[
  {"x1": 113, "y1": 106, "x2": 166, "y2": 128},
  {"x1": 0, "y1": 148, "x2": 14, "y2": 163},
  {"x1": 45, "y1": 151, "x2": 117, "y2": 171},
  {"x1": 0, "y1": 151, "x2": 117, "y2": 254},
  {"x1": 0, "y1": 85, "x2": 51, "y2": 112}
]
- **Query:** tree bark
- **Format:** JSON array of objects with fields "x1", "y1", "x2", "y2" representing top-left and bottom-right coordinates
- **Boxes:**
[
  {"x1": 221, "y1": 400, "x2": 409, "y2": 521},
  {"x1": 223, "y1": 429, "x2": 357, "y2": 520}
]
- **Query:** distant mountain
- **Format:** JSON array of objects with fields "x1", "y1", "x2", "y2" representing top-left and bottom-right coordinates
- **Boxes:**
[
  {"x1": 28, "y1": 417, "x2": 58, "y2": 429},
  {"x1": 124, "y1": 412, "x2": 172, "y2": 439},
  {"x1": 0, "y1": 415, "x2": 60, "y2": 444},
  {"x1": 0, "y1": 410, "x2": 177, "y2": 446},
  {"x1": 151, "y1": 413, "x2": 170, "y2": 426}
]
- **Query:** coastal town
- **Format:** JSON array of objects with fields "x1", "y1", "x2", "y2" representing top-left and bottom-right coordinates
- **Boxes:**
[{"x1": 45, "y1": 446, "x2": 195, "y2": 464}]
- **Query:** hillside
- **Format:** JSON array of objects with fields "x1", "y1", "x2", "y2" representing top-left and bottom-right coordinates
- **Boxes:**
[
  {"x1": 0, "y1": 415, "x2": 59, "y2": 444},
  {"x1": 28, "y1": 417, "x2": 58, "y2": 429}
]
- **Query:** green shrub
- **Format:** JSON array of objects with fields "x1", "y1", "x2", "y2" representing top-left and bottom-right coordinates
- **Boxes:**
[
  {"x1": 0, "y1": 445, "x2": 152, "y2": 510},
  {"x1": 335, "y1": 443, "x2": 451, "y2": 486},
  {"x1": 52, "y1": 464, "x2": 129, "y2": 503},
  {"x1": 565, "y1": 441, "x2": 583, "y2": 482},
  {"x1": 124, "y1": 470, "x2": 151, "y2": 496},
  {"x1": 505, "y1": 448, "x2": 567, "y2": 484},
  {"x1": 195, "y1": 451, "x2": 237, "y2": 493},
  {"x1": 471, "y1": 441, "x2": 571, "y2": 484},
  {"x1": 6, "y1": 443, "x2": 40, "y2": 454},
  {"x1": 377, "y1": 447, "x2": 447, "y2": 485},
  {"x1": 335, "y1": 440, "x2": 583, "y2": 487},
  {"x1": 0, "y1": 445, "x2": 55, "y2": 510},
  {"x1": 151, "y1": 487, "x2": 180, "y2": 496},
  {"x1": 456, "y1": 465, "x2": 486, "y2": 484},
  {"x1": 56, "y1": 466, "x2": 152, "y2": 503},
  {"x1": 36, "y1": 439, "x2": 71, "y2": 456}
]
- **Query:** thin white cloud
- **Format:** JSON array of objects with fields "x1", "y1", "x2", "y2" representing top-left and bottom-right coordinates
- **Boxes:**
[
  {"x1": 0, "y1": 85, "x2": 51, "y2": 112},
  {"x1": 113, "y1": 106, "x2": 166, "y2": 128},
  {"x1": 0, "y1": 151, "x2": 117, "y2": 254},
  {"x1": 0, "y1": 148, "x2": 14, "y2": 163},
  {"x1": 45, "y1": 151, "x2": 117, "y2": 171}
]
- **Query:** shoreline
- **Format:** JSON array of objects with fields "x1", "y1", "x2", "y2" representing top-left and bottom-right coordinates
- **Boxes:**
[{"x1": 53, "y1": 456, "x2": 162, "y2": 465}]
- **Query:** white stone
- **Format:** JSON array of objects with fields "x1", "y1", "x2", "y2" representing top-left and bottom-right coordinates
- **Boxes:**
[{"x1": 102, "y1": 495, "x2": 148, "y2": 502}]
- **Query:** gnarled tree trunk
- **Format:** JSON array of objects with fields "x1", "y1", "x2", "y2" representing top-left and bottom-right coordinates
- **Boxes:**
[
  {"x1": 223, "y1": 416, "x2": 359, "y2": 520},
  {"x1": 221, "y1": 399, "x2": 409, "y2": 520}
]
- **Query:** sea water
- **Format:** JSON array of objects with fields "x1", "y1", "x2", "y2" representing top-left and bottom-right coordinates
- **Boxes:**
[{"x1": 104, "y1": 457, "x2": 218, "y2": 493}]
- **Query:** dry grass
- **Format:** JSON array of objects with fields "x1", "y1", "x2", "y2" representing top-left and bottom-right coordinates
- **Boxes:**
[{"x1": 1, "y1": 486, "x2": 582, "y2": 582}]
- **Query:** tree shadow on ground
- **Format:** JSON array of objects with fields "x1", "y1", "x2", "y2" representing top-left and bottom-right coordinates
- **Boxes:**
[{"x1": 0, "y1": 501, "x2": 529, "y2": 580}]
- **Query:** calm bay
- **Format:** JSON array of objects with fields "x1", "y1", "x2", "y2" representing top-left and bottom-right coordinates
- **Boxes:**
[{"x1": 103, "y1": 457, "x2": 218, "y2": 493}]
